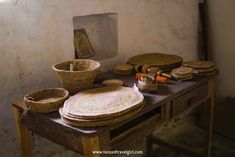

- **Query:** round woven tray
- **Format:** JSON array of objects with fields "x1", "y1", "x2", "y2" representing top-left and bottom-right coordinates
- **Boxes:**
[
  {"x1": 194, "y1": 71, "x2": 216, "y2": 76},
  {"x1": 182, "y1": 61, "x2": 214, "y2": 69},
  {"x1": 102, "y1": 79, "x2": 124, "y2": 86},
  {"x1": 128, "y1": 53, "x2": 183, "y2": 70},
  {"x1": 195, "y1": 67, "x2": 215, "y2": 73},
  {"x1": 24, "y1": 88, "x2": 69, "y2": 113},
  {"x1": 113, "y1": 64, "x2": 134, "y2": 75},
  {"x1": 52, "y1": 59, "x2": 101, "y2": 94},
  {"x1": 171, "y1": 67, "x2": 193, "y2": 75},
  {"x1": 63, "y1": 86, "x2": 144, "y2": 119},
  {"x1": 60, "y1": 104, "x2": 144, "y2": 127},
  {"x1": 171, "y1": 66, "x2": 194, "y2": 80}
]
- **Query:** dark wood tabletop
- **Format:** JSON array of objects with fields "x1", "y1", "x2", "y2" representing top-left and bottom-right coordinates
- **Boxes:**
[{"x1": 12, "y1": 71, "x2": 211, "y2": 136}]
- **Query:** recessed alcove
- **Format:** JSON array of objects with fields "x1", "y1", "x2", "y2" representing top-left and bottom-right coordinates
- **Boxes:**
[{"x1": 73, "y1": 13, "x2": 118, "y2": 60}]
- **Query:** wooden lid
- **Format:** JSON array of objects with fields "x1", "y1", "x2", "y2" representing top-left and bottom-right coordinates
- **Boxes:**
[{"x1": 128, "y1": 53, "x2": 183, "y2": 69}]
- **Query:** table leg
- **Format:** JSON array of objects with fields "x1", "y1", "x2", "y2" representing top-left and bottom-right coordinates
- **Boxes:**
[
  {"x1": 146, "y1": 135, "x2": 153, "y2": 157},
  {"x1": 12, "y1": 106, "x2": 32, "y2": 157},
  {"x1": 82, "y1": 132, "x2": 109, "y2": 157},
  {"x1": 161, "y1": 102, "x2": 171, "y2": 120},
  {"x1": 205, "y1": 97, "x2": 214, "y2": 157},
  {"x1": 205, "y1": 79, "x2": 215, "y2": 157}
]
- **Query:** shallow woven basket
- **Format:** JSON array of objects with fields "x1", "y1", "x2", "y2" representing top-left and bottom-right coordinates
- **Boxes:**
[
  {"x1": 52, "y1": 59, "x2": 101, "y2": 94},
  {"x1": 24, "y1": 88, "x2": 69, "y2": 113}
]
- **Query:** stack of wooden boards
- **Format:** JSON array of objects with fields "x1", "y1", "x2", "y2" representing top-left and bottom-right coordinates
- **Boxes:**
[
  {"x1": 183, "y1": 61, "x2": 216, "y2": 77},
  {"x1": 59, "y1": 86, "x2": 144, "y2": 127}
]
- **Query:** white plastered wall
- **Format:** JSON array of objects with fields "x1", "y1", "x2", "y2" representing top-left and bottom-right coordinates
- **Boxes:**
[{"x1": 0, "y1": 0, "x2": 199, "y2": 156}]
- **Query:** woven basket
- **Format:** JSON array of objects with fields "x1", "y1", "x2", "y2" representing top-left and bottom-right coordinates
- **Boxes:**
[
  {"x1": 24, "y1": 88, "x2": 69, "y2": 113},
  {"x1": 52, "y1": 59, "x2": 101, "y2": 94}
]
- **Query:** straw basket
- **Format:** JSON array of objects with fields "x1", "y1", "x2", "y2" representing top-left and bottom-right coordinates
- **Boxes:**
[
  {"x1": 24, "y1": 88, "x2": 69, "y2": 113},
  {"x1": 52, "y1": 59, "x2": 101, "y2": 94}
]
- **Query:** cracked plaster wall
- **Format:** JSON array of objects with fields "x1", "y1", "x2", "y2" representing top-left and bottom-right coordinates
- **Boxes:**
[{"x1": 0, "y1": 0, "x2": 198, "y2": 156}]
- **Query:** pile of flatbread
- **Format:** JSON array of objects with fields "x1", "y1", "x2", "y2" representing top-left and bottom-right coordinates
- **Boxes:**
[
  {"x1": 59, "y1": 86, "x2": 144, "y2": 127},
  {"x1": 183, "y1": 61, "x2": 216, "y2": 77}
]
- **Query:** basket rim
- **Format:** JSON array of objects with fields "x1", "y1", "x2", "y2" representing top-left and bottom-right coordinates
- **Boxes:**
[
  {"x1": 24, "y1": 88, "x2": 69, "y2": 105},
  {"x1": 52, "y1": 59, "x2": 100, "y2": 73}
]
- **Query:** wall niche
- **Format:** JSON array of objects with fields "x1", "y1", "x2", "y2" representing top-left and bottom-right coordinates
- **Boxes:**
[{"x1": 73, "y1": 13, "x2": 118, "y2": 60}]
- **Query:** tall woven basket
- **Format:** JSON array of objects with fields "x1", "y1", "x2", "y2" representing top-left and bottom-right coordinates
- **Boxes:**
[{"x1": 52, "y1": 59, "x2": 101, "y2": 94}]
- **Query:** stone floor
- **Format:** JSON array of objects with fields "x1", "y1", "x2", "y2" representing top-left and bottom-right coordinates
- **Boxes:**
[
  {"x1": 149, "y1": 117, "x2": 235, "y2": 157},
  {"x1": 25, "y1": 116, "x2": 235, "y2": 157}
]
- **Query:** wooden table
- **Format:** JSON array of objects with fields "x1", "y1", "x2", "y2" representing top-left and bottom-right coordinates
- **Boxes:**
[{"x1": 12, "y1": 72, "x2": 216, "y2": 157}]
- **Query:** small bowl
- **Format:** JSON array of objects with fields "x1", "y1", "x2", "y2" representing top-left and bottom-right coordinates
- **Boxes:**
[{"x1": 138, "y1": 80, "x2": 158, "y2": 92}]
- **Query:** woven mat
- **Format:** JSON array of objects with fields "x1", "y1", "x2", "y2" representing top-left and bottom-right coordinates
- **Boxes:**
[
  {"x1": 171, "y1": 67, "x2": 193, "y2": 76},
  {"x1": 128, "y1": 53, "x2": 183, "y2": 69},
  {"x1": 63, "y1": 86, "x2": 144, "y2": 119},
  {"x1": 182, "y1": 61, "x2": 214, "y2": 69},
  {"x1": 60, "y1": 104, "x2": 144, "y2": 127}
]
